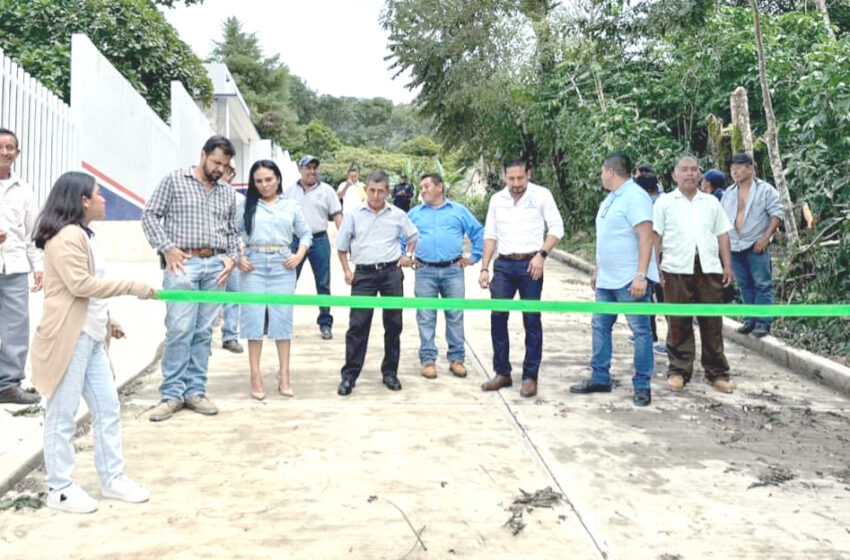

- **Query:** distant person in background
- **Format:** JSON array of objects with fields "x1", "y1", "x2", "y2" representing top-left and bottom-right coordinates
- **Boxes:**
[
  {"x1": 338, "y1": 164, "x2": 365, "y2": 214},
  {"x1": 239, "y1": 160, "x2": 312, "y2": 400},
  {"x1": 392, "y1": 174, "x2": 414, "y2": 212},
  {"x1": 700, "y1": 169, "x2": 726, "y2": 203},
  {"x1": 632, "y1": 163, "x2": 666, "y2": 356},
  {"x1": 0, "y1": 127, "x2": 43, "y2": 405},
  {"x1": 285, "y1": 155, "x2": 342, "y2": 340},
  {"x1": 220, "y1": 158, "x2": 243, "y2": 353},
  {"x1": 32, "y1": 171, "x2": 156, "y2": 513}
]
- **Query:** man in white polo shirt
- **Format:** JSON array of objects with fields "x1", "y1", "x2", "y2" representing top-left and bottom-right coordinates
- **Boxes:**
[
  {"x1": 654, "y1": 155, "x2": 735, "y2": 393},
  {"x1": 478, "y1": 158, "x2": 564, "y2": 398}
]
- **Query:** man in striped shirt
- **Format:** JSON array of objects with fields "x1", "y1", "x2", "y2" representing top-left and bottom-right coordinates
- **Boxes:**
[
  {"x1": 142, "y1": 135, "x2": 239, "y2": 422},
  {"x1": 478, "y1": 158, "x2": 564, "y2": 398}
]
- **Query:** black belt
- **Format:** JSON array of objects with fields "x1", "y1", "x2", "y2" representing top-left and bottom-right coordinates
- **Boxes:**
[
  {"x1": 417, "y1": 257, "x2": 461, "y2": 268},
  {"x1": 312, "y1": 231, "x2": 327, "y2": 238},
  {"x1": 499, "y1": 252, "x2": 537, "y2": 260},
  {"x1": 356, "y1": 260, "x2": 399, "y2": 271}
]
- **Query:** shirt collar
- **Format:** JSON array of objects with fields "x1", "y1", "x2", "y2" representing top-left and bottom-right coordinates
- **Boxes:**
[
  {"x1": 424, "y1": 198, "x2": 452, "y2": 210},
  {"x1": 360, "y1": 202, "x2": 392, "y2": 215},
  {"x1": 186, "y1": 166, "x2": 224, "y2": 190}
]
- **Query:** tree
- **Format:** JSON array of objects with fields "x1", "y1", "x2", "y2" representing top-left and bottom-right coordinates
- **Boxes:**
[
  {"x1": 0, "y1": 0, "x2": 212, "y2": 120},
  {"x1": 299, "y1": 120, "x2": 341, "y2": 159},
  {"x1": 208, "y1": 17, "x2": 303, "y2": 149}
]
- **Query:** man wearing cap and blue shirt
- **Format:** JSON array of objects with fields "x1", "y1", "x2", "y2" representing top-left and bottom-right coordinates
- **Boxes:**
[
  {"x1": 408, "y1": 173, "x2": 484, "y2": 379},
  {"x1": 721, "y1": 153, "x2": 784, "y2": 338},
  {"x1": 570, "y1": 152, "x2": 659, "y2": 407},
  {"x1": 284, "y1": 155, "x2": 342, "y2": 340}
]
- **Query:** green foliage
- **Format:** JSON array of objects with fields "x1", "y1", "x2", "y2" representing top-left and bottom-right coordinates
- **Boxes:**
[
  {"x1": 208, "y1": 17, "x2": 303, "y2": 148},
  {"x1": 400, "y1": 135, "x2": 442, "y2": 157},
  {"x1": 0, "y1": 0, "x2": 212, "y2": 120},
  {"x1": 318, "y1": 145, "x2": 439, "y2": 188},
  {"x1": 299, "y1": 120, "x2": 342, "y2": 159}
]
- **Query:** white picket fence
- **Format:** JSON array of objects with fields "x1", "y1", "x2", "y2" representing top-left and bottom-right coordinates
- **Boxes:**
[{"x1": 0, "y1": 47, "x2": 78, "y2": 206}]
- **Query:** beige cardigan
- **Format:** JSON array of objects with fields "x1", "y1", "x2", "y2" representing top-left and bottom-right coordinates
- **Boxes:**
[{"x1": 31, "y1": 224, "x2": 152, "y2": 398}]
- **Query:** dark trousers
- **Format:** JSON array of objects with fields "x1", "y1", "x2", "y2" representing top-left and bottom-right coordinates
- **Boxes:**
[
  {"x1": 490, "y1": 257, "x2": 543, "y2": 380},
  {"x1": 341, "y1": 266, "x2": 404, "y2": 381},
  {"x1": 292, "y1": 233, "x2": 332, "y2": 328},
  {"x1": 650, "y1": 282, "x2": 664, "y2": 343},
  {"x1": 664, "y1": 256, "x2": 730, "y2": 382}
]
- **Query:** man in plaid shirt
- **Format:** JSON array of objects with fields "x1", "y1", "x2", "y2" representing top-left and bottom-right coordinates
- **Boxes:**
[{"x1": 142, "y1": 135, "x2": 239, "y2": 422}]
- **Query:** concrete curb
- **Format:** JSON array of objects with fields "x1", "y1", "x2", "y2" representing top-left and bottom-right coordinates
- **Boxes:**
[
  {"x1": 550, "y1": 248, "x2": 850, "y2": 397},
  {"x1": 0, "y1": 342, "x2": 164, "y2": 498}
]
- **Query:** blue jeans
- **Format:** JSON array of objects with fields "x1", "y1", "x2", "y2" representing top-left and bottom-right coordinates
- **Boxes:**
[
  {"x1": 293, "y1": 234, "x2": 332, "y2": 328},
  {"x1": 591, "y1": 282, "x2": 654, "y2": 390},
  {"x1": 732, "y1": 248, "x2": 774, "y2": 328},
  {"x1": 240, "y1": 249, "x2": 297, "y2": 340},
  {"x1": 414, "y1": 265, "x2": 465, "y2": 364},
  {"x1": 221, "y1": 268, "x2": 239, "y2": 343},
  {"x1": 44, "y1": 333, "x2": 124, "y2": 491},
  {"x1": 490, "y1": 257, "x2": 543, "y2": 380},
  {"x1": 160, "y1": 256, "x2": 224, "y2": 402}
]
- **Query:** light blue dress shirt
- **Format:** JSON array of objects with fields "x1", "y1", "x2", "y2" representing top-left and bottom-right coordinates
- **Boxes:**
[
  {"x1": 720, "y1": 178, "x2": 785, "y2": 252},
  {"x1": 336, "y1": 203, "x2": 418, "y2": 265},
  {"x1": 236, "y1": 197, "x2": 312, "y2": 257},
  {"x1": 595, "y1": 179, "x2": 660, "y2": 289},
  {"x1": 407, "y1": 199, "x2": 484, "y2": 263}
]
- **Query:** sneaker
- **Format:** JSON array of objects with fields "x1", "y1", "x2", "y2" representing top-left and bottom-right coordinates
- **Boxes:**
[
  {"x1": 222, "y1": 340, "x2": 244, "y2": 353},
  {"x1": 184, "y1": 394, "x2": 218, "y2": 416},
  {"x1": 736, "y1": 321, "x2": 756, "y2": 334},
  {"x1": 102, "y1": 474, "x2": 150, "y2": 503},
  {"x1": 667, "y1": 374, "x2": 685, "y2": 391},
  {"x1": 320, "y1": 325, "x2": 333, "y2": 340},
  {"x1": 752, "y1": 325, "x2": 770, "y2": 338},
  {"x1": 709, "y1": 376, "x2": 734, "y2": 393},
  {"x1": 47, "y1": 483, "x2": 98, "y2": 514},
  {"x1": 421, "y1": 363, "x2": 437, "y2": 379},
  {"x1": 653, "y1": 343, "x2": 667, "y2": 355},
  {"x1": 149, "y1": 399, "x2": 183, "y2": 422}
]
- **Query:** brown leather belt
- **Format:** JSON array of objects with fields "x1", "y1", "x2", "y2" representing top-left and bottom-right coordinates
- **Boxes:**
[
  {"x1": 499, "y1": 252, "x2": 537, "y2": 260},
  {"x1": 182, "y1": 248, "x2": 225, "y2": 258}
]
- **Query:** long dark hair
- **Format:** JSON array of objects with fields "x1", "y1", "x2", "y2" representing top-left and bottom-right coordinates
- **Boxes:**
[
  {"x1": 244, "y1": 160, "x2": 283, "y2": 236},
  {"x1": 34, "y1": 171, "x2": 96, "y2": 249}
]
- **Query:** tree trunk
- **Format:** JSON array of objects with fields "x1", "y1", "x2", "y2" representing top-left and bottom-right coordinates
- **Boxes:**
[
  {"x1": 730, "y1": 87, "x2": 754, "y2": 157},
  {"x1": 750, "y1": 1, "x2": 799, "y2": 247},
  {"x1": 813, "y1": 0, "x2": 836, "y2": 40}
]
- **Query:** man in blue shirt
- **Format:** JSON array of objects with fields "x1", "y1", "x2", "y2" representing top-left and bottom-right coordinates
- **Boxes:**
[
  {"x1": 408, "y1": 173, "x2": 484, "y2": 379},
  {"x1": 570, "y1": 152, "x2": 659, "y2": 407}
]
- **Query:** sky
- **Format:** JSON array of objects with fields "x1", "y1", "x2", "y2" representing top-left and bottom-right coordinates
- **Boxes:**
[{"x1": 160, "y1": 0, "x2": 417, "y2": 104}]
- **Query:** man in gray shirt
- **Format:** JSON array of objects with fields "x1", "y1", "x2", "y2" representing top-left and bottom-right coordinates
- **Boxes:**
[
  {"x1": 720, "y1": 153, "x2": 784, "y2": 338},
  {"x1": 336, "y1": 170, "x2": 418, "y2": 396},
  {"x1": 283, "y1": 155, "x2": 342, "y2": 340}
]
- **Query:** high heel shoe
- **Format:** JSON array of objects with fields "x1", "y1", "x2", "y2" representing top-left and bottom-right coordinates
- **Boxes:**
[
  {"x1": 251, "y1": 390, "x2": 267, "y2": 401},
  {"x1": 277, "y1": 371, "x2": 293, "y2": 397}
]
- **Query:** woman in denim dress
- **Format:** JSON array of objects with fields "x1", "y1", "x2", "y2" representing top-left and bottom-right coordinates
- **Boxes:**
[{"x1": 236, "y1": 160, "x2": 312, "y2": 399}]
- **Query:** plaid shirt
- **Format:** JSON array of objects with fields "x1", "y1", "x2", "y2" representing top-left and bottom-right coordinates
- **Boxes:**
[{"x1": 142, "y1": 167, "x2": 239, "y2": 261}]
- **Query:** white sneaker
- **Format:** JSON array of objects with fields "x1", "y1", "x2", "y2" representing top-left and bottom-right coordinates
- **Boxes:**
[
  {"x1": 101, "y1": 474, "x2": 150, "y2": 503},
  {"x1": 47, "y1": 483, "x2": 98, "y2": 514}
]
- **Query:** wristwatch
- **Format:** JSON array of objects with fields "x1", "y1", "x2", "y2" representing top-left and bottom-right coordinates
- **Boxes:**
[
  {"x1": 405, "y1": 251, "x2": 414, "y2": 258},
  {"x1": 538, "y1": 250, "x2": 549, "y2": 259},
  {"x1": 635, "y1": 272, "x2": 647, "y2": 281}
]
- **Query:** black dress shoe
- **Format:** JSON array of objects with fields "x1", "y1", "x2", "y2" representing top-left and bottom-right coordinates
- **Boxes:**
[
  {"x1": 736, "y1": 321, "x2": 756, "y2": 334},
  {"x1": 0, "y1": 385, "x2": 41, "y2": 405},
  {"x1": 633, "y1": 388, "x2": 651, "y2": 407},
  {"x1": 337, "y1": 378, "x2": 355, "y2": 396},
  {"x1": 382, "y1": 376, "x2": 402, "y2": 391},
  {"x1": 569, "y1": 379, "x2": 612, "y2": 394},
  {"x1": 320, "y1": 326, "x2": 333, "y2": 340},
  {"x1": 751, "y1": 325, "x2": 770, "y2": 338},
  {"x1": 222, "y1": 340, "x2": 244, "y2": 353}
]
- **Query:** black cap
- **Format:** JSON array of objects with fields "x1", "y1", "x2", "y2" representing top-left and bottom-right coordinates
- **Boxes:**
[{"x1": 730, "y1": 153, "x2": 754, "y2": 166}]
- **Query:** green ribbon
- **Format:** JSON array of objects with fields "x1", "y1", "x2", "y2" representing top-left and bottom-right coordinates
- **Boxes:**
[{"x1": 156, "y1": 291, "x2": 850, "y2": 317}]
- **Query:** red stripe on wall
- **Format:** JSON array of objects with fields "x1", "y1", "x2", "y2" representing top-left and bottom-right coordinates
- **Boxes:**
[{"x1": 81, "y1": 161, "x2": 146, "y2": 206}]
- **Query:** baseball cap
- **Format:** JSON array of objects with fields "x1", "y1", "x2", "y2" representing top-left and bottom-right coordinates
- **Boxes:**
[{"x1": 299, "y1": 155, "x2": 319, "y2": 167}]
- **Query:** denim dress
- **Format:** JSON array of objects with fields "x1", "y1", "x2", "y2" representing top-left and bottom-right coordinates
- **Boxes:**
[{"x1": 236, "y1": 197, "x2": 312, "y2": 340}]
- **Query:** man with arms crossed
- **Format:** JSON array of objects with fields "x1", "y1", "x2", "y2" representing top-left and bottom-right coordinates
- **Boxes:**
[
  {"x1": 478, "y1": 158, "x2": 564, "y2": 399},
  {"x1": 408, "y1": 173, "x2": 484, "y2": 379},
  {"x1": 142, "y1": 135, "x2": 239, "y2": 421}
]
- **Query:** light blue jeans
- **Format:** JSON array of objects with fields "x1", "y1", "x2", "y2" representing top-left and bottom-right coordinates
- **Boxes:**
[
  {"x1": 590, "y1": 282, "x2": 654, "y2": 390},
  {"x1": 44, "y1": 333, "x2": 124, "y2": 491},
  {"x1": 160, "y1": 256, "x2": 224, "y2": 402},
  {"x1": 0, "y1": 272, "x2": 29, "y2": 391},
  {"x1": 240, "y1": 249, "x2": 297, "y2": 340},
  {"x1": 414, "y1": 265, "x2": 465, "y2": 364},
  {"x1": 221, "y1": 268, "x2": 240, "y2": 343}
]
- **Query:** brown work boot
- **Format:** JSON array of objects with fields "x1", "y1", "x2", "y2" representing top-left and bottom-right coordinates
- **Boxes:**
[
  {"x1": 149, "y1": 399, "x2": 183, "y2": 422},
  {"x1": 709, "y1": 376, "x2": 734, "y2": 394},
  {"x1": 667, "y1": 374, "x2": 685, "y2": 392},
  {"x1": 481, "y1": 374, "x2": 512, "y2": 392},
  {"x1": 184, "y1": 395, "x2": 219, "y2": 416},
  {"x1": 520, "y1": 378, "x2": 537, "y2": 398},
  {"x1": 421, "y1": 363, "x2": 437, "y2": 379},
  {"x1": 449, "y1": 361, "x2": 467, "y2": 377}
]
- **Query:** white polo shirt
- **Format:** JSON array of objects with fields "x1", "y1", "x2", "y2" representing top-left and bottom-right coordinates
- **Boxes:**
[
  {"x1": 653, "y1": 188, "x2": 732, "y2": 275},
  {"x1": 0, "y1": 173, "x2": 43, "y2": 275},
  {"x1": 483, "y1": 183, "x2": 564, "y2": 255}
]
